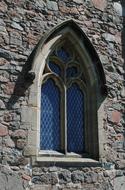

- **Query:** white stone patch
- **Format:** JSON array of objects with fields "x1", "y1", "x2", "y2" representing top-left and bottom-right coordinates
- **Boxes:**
[
  {"x1": 114, "y1": 176, "x2": 125, "y2": 190},
  {"x1": 114, "y1": 2, "x2": 122, "y2": 16}
]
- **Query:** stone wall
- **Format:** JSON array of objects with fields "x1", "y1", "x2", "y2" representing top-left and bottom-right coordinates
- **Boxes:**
[{"x1": 0, "y1": 0, "x2": 125, "y2": 189}]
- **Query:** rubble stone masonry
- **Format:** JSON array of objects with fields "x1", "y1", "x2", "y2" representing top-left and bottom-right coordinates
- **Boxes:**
[{"x1": 0, "y1": 0, "x2": 125, "y2": 189}]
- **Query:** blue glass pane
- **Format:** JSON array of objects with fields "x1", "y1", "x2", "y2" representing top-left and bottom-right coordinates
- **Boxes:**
[
  {"x1": 66, "y1": 67, "x2": 78, "y2": 78},
  {"x1": 40, "y1": 79, "x2": 60, "y2": 151},
  {"x1": 67, "y1": 84, "x2": 84, "y2": 153},
  {"x1": 56, "y1": 47, "x2": 70, "y2": 62},
  {"x1": 49, "y1": 61, "x2": 61, "y2": 76}
]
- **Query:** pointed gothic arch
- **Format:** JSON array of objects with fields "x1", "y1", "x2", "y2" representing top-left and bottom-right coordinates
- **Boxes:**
[{"x1": 24, "y1": 20, "x2": 107, "y2": 163}]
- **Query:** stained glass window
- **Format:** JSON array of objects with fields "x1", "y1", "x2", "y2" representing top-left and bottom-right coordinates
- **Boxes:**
[
  {"x1": 49, "y1": 61, "x2": 61, "y2": 76},
  {"x1": 67, "y1": 84, "x2": 84, "y2": 153},
  {"x1": 40, "y1": 79, "x2": 60, "y2": 151},
  {"x1": 56, "y1": 47, "x2": 70, "y2": 62},
  {"x1": 40, "y1": 43, "x2": 85, "y2": 154},
  {"x1": 66, "y1": 67, "x2": 78, "y2": 78}
]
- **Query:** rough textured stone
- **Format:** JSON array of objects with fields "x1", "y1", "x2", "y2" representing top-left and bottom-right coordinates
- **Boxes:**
[
  {"x1": 11, "y1": 22, "x2": 23, "y2": 31},
  {"x1": 3, "y1": 82, "x2": 15, "y2": 95},
  {"x1": 114, "y1": 176, "x2": 125, "y2": 190},
  {"x1": 16, "y1": 139, "x2": 26, "y2": 149},
  {"x1": 116, "y1": 160, "x2": 125, "y2": 169},
  {"x1": 0, "y1": 124, "x2": 8, "y2": 137},
  {"x1": 58, "y1": 170, "x2": 71, "y2": 184},
  {"x1": 114, "y1": 3, "x2": 122, "y2": 16},
  {"x1": 0, "y1": 100, "x2": 5, "y2": 109},
  {"x1": 11, "y1": 129, "x2": 27, "y2": 139},
  {"x1": 84, "y1": 171, "x2": 98, "y2": 183},
  {"x1": 10, "y1": 32, "x2": 22, "y2": 46},
  {"x1": 0, "y1": 0, "x2": 125, "y2": 190},
  {"x1": 111, "y1": 111, "x2": 121, "y2": 124},
  {"x1": 73, "y1": 0, "x2": 83, "y2": 5},
  {"x1": 102, "y1": 33, "x2": 115, "y2": 42},
  {"x1": 0, "y1": 165, "x2": 24, "y2": 190},
  {"x1": 3, "y1": 136, "x2": 15, "y2": 148},
  {"x1": 47, "y1": 1, "x2": 58, "y2": 11},
  {"x1": 22, "y1": 174, "x2": 31, "y2": 181},
  {"x1": 71, "y1": 171, "x2": 84, "y2": 183},
  {"x1": 92, "y1": 0, "x2": 107, "y2": 11}
]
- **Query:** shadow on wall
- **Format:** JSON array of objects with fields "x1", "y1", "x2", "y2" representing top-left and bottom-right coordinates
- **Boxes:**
[{"x1": 6, "y1": 53, "x2": 36, "y2": 110}]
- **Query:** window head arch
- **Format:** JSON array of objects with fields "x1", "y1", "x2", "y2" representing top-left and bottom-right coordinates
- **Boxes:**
[
  {"x1": 40, "y1": 40, "x2": 86, "y2": 155},
  {"x1": 25, "y1": 20, "x2": 107, "y2": 162}
]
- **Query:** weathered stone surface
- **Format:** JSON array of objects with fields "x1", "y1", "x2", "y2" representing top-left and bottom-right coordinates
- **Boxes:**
[
  {"x1": 10, "y1": 32, "x2": 22, "y2": 46},
  {"x1": 71, "y1": 171, "x2": 84, "y2": 183},
  {"x1": 22, "y1": 174, "x2": 31, "y2": 181},
  {"x1": 3, "y1": 82, "x2": 15, "y2": 95},
  {"x1": 0, "y1": 70, "x2": 9, "y2": 83},
  {"x1": 35, "y1": 0, "x2": 45, "y2": 9},
  {"x1": 0, "y1": 25, "x2": 7, "y2": 33},
  {"x1": 11, "y1": 129, "x2": 27, "y2": 139},
  {"x1": 0, "y1": 0, "x2": 125, "y2": 190},
  {"x1": 114, "y1": 176, "x2": 125, "y2": 190},
  {"x1": 0, "y1": 1, "x2": 7, "y2": 13},
  {"x1": 111, "y1": 111, "x2": 121, "y2": 124},
  {"x1": 120, "y1": 87, "x2": 125, "y2": 98},
  {"x1": 114, "y1": 3, "x2": 122, "y2": 16},
  {"x1": 73, "y1": 0, "x2": 83, "y2": 5},
  {"x1": 92, "y1": 0, "x2": 107, "y2": 11},
  {"x1": 0, "y1": 49, "x2": 12, "y2": 60},
  {"x1": 0, "y1": 58, "x2": 9, "y2": 66},
  {"x1": 3, "y1": 136, "x2": 15, "y2": 148},
  {"x1": 0, "y1": 100, "x2": 5, "y2": 109},
  {"x1": 116, "y1": 160, "x2": 125, "y2": 169},
  {"x1": 11, "y1": 22, "x2": 23, "y2": 31},
  {"x1": 0, "y1": 165, "x2": 24, "y2": 190},
  {"x1": 84, "y1": 171, "x2": 98, "y2": 183},
  {"x1": 46, "y1": 1, "x2": 58, "y2": 11},
  {"x1": 0, "y1": 124, "x2": 8, "y2": 137},
  {"x1": 102, "y1": 33, "x2": 115, "y2": 42},
  {"x1": 16, "y1": 139, "x2": 26, "y2": 149},
  {"x1": 58, "y1": 170, "x2": 71, "y2": 184}
]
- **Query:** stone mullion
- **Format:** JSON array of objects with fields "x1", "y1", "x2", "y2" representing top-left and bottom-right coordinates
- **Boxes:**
[{"x1": 64, "y1": 65, "x2": 67, "y2": 154}]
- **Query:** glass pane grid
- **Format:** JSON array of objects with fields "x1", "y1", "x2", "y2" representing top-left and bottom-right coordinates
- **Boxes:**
[
  {"x1": 49, "y1": 61, "x2": 61, "y2": 76},
  {"x1": 66, "y1": 67, "x2": 78, "y2": 78},
  {"x1": 67, "y1": 84, "x2": 84, "y2": 153},
  {"x1": 56, "y1": 47, "x2": 70, "y2": 62},
  {"x1": 41, "y1": 45, "x2": 85, "y2": 154},
  {"x1": 40, "y1": 79, "x2": 60, "y2": 151}
]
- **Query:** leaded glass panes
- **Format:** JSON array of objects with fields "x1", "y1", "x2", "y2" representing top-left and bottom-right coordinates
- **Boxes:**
[
  {"x1": 48, "y1": 61, "x2": 61, "y2": 76},
  {"x1": 41, "y1": 42, "x2": 85, "y2": 154},
  {"x1": 40, "y1": 79, "x2": 60, "y2": 151},
  {"x1": 67, "y1": 84, "x2": 84, "y2": 153},
  {"x1": 66, "y1": 67, "x2": 78, "y2": 78},
  {"x1": 56, "y1": 47, "x2": 71, "y2": 63}
]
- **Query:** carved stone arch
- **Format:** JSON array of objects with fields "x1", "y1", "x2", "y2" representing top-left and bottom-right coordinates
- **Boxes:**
[{"x1": 24, "y1": 19, "x2": 107, "y2": 162}]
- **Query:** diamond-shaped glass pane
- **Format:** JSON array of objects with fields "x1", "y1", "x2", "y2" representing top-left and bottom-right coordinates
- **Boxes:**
[
  {"x1": 66, "y1": 67, "x2": 78, "y2": 78},
  {"x1": 48, "y1": 61, "x2": 61, "y2": 76},
  {"x1": 67, "y1": 84, "x2": 84, "y2": 153},
  {"x1": 56, "y1": 47, "x2": 70, "y2": 62},
  {"x1": 40, "y1": 79, "x2": 60, "y2": 151}
]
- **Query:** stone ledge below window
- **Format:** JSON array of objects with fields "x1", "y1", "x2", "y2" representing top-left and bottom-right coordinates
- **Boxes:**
[{"x1": 32, "y1": 156, "x2": 102, "y2": 167}]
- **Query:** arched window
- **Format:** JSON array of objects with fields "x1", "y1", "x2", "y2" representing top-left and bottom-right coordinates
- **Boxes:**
[
  {"x1": 25, "y1": 20, "x2": 107, "y2": 163},
  {"x1": 40, "y1": 43, "x2": 86, "y2": 154}
]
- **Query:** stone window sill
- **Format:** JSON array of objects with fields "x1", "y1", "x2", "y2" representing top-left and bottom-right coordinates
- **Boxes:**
[{"x1": 32, "y1": 153, "x2": 101, "y2": 167}]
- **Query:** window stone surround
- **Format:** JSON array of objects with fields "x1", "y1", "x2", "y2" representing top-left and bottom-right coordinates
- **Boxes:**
[{"x1": 23, "y1": 20, "x2": 107, "y2": 165}]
